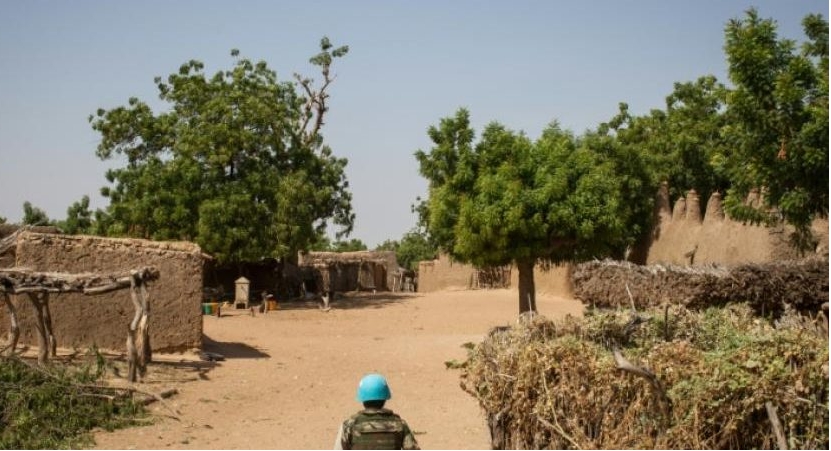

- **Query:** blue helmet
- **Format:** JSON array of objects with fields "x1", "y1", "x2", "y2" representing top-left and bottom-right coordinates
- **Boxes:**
[{"x1": 356, "y1": 373, "x2": 392, "y2": 402}]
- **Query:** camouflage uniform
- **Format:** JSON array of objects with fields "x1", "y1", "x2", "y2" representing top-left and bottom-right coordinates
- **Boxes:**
[{"x1": 337, "y1": 408, "x2": 419, "y2": 450}]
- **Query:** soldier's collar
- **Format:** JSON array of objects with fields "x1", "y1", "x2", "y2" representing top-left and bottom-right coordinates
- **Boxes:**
[{"x1": 362, "y1": 407, "x2": 393, "y2": 415}]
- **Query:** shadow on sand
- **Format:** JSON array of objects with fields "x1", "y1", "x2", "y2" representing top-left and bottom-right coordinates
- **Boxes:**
[
  {"x1": 274, "y1": 292, "x2": 416, "y2": 311},
  {"x1": 202, "y1": 335, "x2": 270, "y2": 359}
]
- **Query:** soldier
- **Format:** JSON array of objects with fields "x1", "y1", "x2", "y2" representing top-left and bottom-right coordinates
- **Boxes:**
[{"x1": 334, "y1": 373, "x2": 420, "y2": 450}]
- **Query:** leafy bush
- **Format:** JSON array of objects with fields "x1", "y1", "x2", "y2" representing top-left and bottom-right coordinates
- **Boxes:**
[{"x1": 0, "y1": 354, "x2": 145, "y2": 449}]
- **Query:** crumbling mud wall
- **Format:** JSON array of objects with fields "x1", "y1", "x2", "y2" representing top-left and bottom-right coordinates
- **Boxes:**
[
  {"x1": 646, "y1": 183, "x2": 829, "y2": 265},
  {"x1": 509, "y1": 263, "x2": 572, "y2": 298},
  {"x1": 0, "y1": 225, "x2": 61, "y2": 268},
  {"x1": 419, "y1": 254, "x2": 573, "y2": 298},
  {"x1": 1, "y1": 232, "x2": 205, "y2": 352}
]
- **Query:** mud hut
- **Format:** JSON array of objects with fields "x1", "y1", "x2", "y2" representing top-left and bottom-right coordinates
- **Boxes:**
[
  {"x1": 298, "y1": 251, "x2": 398, "y2": 293},
  {"x1": 0, "y1": 232, "x2": 207, "y2": 352}
]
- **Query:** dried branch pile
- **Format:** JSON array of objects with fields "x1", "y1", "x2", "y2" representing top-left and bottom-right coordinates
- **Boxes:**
[
  {"x1": 571, "y1": 258, "x2": 828, "y2": 314},
  {"x1": 460, "y1": 306, "x2": 828, "y2": 449}
]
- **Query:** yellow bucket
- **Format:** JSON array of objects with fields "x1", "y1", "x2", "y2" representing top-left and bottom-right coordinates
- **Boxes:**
[{"x1": 267, "y1": 300, "x2": 279, "y2": 311}]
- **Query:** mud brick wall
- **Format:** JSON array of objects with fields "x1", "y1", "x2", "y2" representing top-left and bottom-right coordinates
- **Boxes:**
[
  {"x1": 417, "y1": 254, "x2": 476, "y2": 292},
  {"x1": 646, "y1": 184, "x2": 828, "y2": 265}
]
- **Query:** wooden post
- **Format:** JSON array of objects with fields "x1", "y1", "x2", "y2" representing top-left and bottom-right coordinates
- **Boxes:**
[
  {"x1": 41, "y1": 292, "x2": 57, "y2": 357},
  {"x1": 1, "y1": 266, "x2": 159, "y2": 376},
  {"x1": 1, "y1": 293, "x2": 20, "y2": 356},
  {"x1": 27, "y1": 292, "x2": 49, "y2": 365},
  {"x1": 136, "y1": 276, "x2": 151, "y2": 376},
  {"x1": 127, "y1": 273, "x2": 143, "y2": 383}
]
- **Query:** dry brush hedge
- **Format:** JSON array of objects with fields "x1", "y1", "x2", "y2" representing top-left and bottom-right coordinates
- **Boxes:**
[
  {"x1": 460, "y1": 307, "x2": 828, "y2": 449},
  {"x1": 571, "y1": 258, "x2": 829, "y2": 315}
]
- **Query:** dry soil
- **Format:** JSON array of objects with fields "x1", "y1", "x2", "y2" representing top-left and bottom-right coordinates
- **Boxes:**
[{"x1": 93, "y1": 289, "x2": 584, "y2": 450}]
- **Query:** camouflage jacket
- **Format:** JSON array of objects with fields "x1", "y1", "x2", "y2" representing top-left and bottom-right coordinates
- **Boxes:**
[{"x1": 339, "y1": 408, "x2": 419, "y2": 450}]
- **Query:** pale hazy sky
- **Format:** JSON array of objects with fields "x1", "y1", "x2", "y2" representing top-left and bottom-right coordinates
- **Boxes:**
[{"x1": 0, "y1": 0, "x2": 826, "y2": 247}]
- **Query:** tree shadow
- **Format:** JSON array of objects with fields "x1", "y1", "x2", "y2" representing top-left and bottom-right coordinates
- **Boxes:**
[
  {"x1": 274, "y1": 292, "x2": 417, "y2": 311},
  {"x1": 146, "y1": 358, "x2": 219, "y2": 381},
  {"x1": 202, "y1": 335, "x2": 270, "y2": 359}
]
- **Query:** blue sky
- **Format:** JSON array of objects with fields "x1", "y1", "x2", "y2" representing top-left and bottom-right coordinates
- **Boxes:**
[{"x1": 0, "y1": 0, "x2": 826, "y2": 247}]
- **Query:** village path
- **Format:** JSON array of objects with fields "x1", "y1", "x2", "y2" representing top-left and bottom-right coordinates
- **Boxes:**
[{"x1": 93, "y1": 289, "x2": 584, "y2": 450}]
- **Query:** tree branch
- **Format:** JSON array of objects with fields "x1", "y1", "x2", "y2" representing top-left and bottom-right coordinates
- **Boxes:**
[{"x1": 613, "y1": 348, "x2": 672, "y2": 423}]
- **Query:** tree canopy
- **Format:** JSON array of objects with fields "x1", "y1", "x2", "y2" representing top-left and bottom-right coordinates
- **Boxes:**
[
  {"x1": 719, "y1": 9, "x2": 828, "y2": 250},
  {"x1": 90, "y1": 38, "x2": 353, "y2": 264},
  {"x1": 416, "y1": 109, "x2": 653, "y2": 312},
  {"x1": 59, "y1": 196, "x2": 94, "y2": 235}
]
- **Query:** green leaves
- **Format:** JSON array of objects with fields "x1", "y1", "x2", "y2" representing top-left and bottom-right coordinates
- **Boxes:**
[
  {"x1": 21, "y1": 201, "x2": 50, "y2": 226},
  {"x1": 0, "y1": 355, "x2": 144, "y2": 449},
  {"x1": 720, "y1": 9, "x2": 828, "y2": 250},
  {"x1": 59, "y1": 195, "x2": 94, "y2": 235}
]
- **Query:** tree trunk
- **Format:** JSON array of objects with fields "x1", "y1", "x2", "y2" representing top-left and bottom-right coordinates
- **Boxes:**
[{"x1": 516, "y1": 258, "x2": 537, "y2": 313}]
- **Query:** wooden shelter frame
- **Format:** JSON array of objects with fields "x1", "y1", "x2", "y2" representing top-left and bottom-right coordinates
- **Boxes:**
[{"x1": 0, "y1": 266, "x2": 159, "y2": 382}]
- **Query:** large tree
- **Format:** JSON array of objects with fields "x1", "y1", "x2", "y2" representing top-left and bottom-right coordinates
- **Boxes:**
[
  {"x1": 720, "y1": 9, "x2": 828, "y2": 250},
  {"x1": 90, "y1": 38, "x2": 354, "y2": 264},
  {"x1": 416, "y1": 109, "x2": 653, "y2": 313}
]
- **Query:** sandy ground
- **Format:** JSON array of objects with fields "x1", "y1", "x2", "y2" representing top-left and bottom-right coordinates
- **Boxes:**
[{"x1": 93, "y1": 289, "x2": 584, "y2": 450}]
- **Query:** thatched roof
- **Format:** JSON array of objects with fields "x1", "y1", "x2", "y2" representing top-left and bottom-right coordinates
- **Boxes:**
[{"x1": 299, "y1": 250, "x2": 394, "y2": 266}]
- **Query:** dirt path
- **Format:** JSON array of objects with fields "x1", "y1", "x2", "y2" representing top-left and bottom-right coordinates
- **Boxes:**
[{"x1": 93, "y1": 289, "x2": 584, "y2": 449}]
